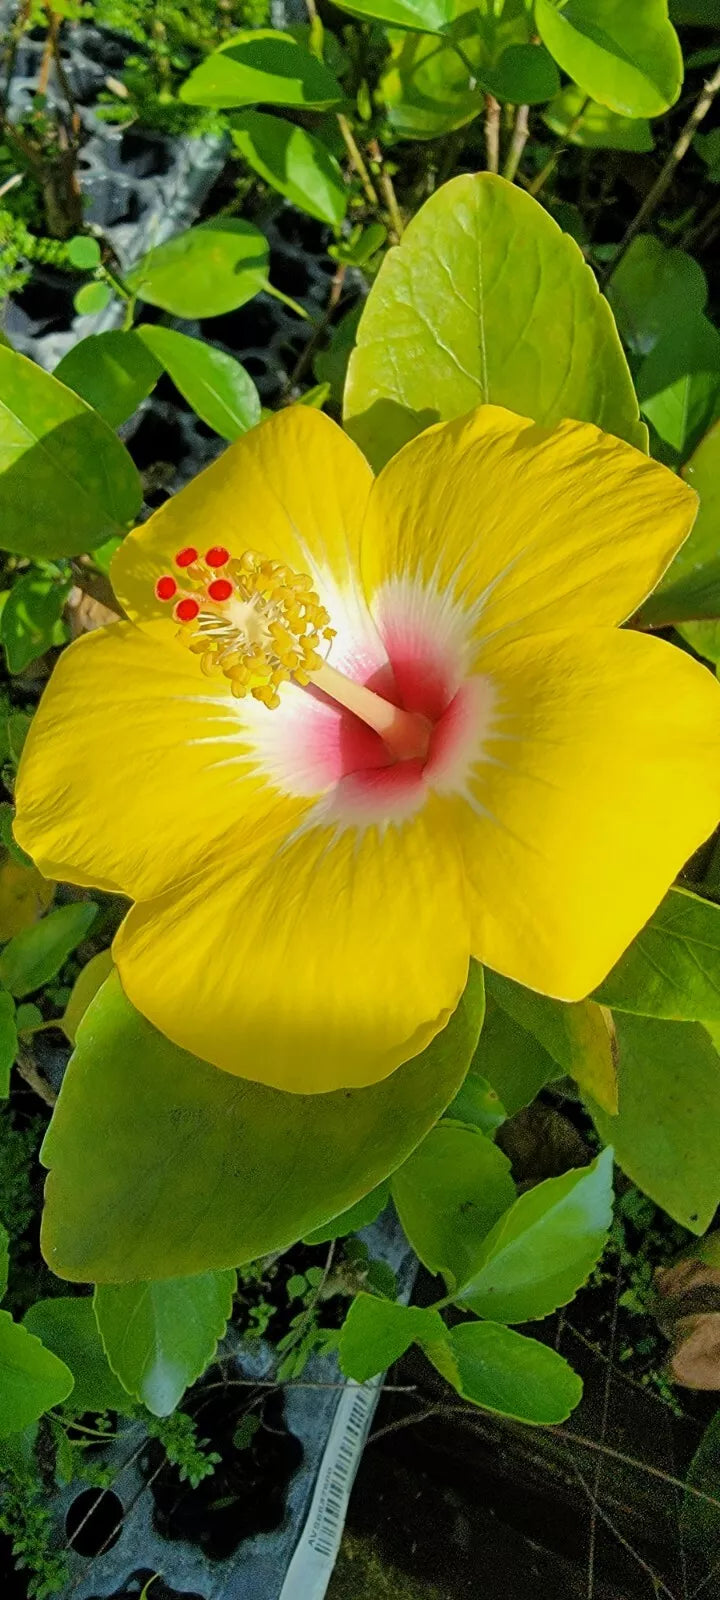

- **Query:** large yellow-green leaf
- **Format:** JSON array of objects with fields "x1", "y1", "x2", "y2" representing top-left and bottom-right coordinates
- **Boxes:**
[
  {"x1": 179, "y1": 30, "x2": 342, "y2": 109},
  {"x1": 41, "y1": 967, "x2": 485, "y2": 1283},
  {"x1": 535, "y1": 0, "x2": 683, "y2": 118},
  {"x1": 594, "y1": 888, "x2": 720, "y2": 1021},
  {"x1": 640, "y1": 421, "x2": 720, "y2": 626},
  {"x1": 344, "y1": 173, "x2": 644, "y2": 470},
  {"x1": 587, "y1": 1014, "x2": 720, "y2": 1233},
  {"x1": 0, "y1": 347, "x2": 142, "y2": 559}
]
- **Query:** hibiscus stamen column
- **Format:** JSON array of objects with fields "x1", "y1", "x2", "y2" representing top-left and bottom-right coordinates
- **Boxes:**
[{"x1": 308, "y1": 660, "x2": 431, "y2": 761}]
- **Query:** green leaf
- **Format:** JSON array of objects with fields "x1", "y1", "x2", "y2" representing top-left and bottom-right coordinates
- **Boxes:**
[
  {"x1": 426, "y1": 1320, "x2": 582, "y2": 1424},
  {"x1": 344, "y1": 173, "x2": 643, "y2": 471},
  {"x1": 607, "y1": 236, "x2": 707, "y2": 356},
  {"x1": 535, "y1": 0, "x2": 683, "y2": 118},
  {"x1": 595, "y1": 887, "x2": 720, "y2": 1020},
  {"x1": 391, "y1": 1122, "x2": 515, "y2": 1289},
  {"x1": 1, "y1": 573, "x2": 71, "y2": 673},
  {"x1": 54, "y1": 331, "x2": 162, "y2": 429},
  {"x1": 482, "y1": 41, "x2": 560, "y2": 103},
  {"x1": 0, "y1": 1220, "x2": 8, "y2": 1298},
  {"x1": 639, "y1": 419, "x2": 720, "y2": 627},
  {"x1": 127, "y1": 220, "x2": 269, "y2": 321},
  {"x1": 322, "y1": 0, "x2": 456, "y2": 34},
  {"x1": 179, "y1": 30, "x2": 343, "y2": 109},
  {"x1": 0, "y1": 1310, "x2": 73, "y2": 1435},
  {"x1": 41, "y1": 965, "x2": 485, "y2": 1282},
  {"x1": 61, "y1": 949, "x2": 114, "y2": 1045},
  {"x1": 544, "y1": 85, "x2": 653, "y2": 150},
  {"x1": 0, "y1": 901, "x2": 98, "y2": 997},
  {"x1": 302, "y1": 1180, "x2": 390, "y2": 1245},
  {"x1": 636, "y1": 311, "x2": 720, "y2": 458},
  {"x1": 136, "y1": 327, "x2": 261, "y2": 442},
  {"x1": 0, "y1": 991, "x2": 18, "y2": 1099},
  {"x1": 74, "y1": 281, "x2": 112, "y2": 317},
  {"x1": 682, "y1": 1409, "x2": 720, "y2": 1572},
  {"x1": 470, "y1": 993, "x2": 558, "y2": 1116},
  {"x1": 231, "y1": 110, "x2": 346, "y2": 228},
  {"x1": 94, "y1": 1271, "x2": 236, "y2": 1416},
  {"x1": 456, "y1": 1149, "x2": 614, "y2": 1322},
  {"x1": 485, "y1": 975, "x2": 618, "y2": 1114},
  {"x1": 314, "y1": 303, "x2": 363, "y2": 406},
  {"x1": 588, "y1": 1014, "x2": 720, "y2": 1232},
  {"x1": 66, "y1": 236, "x2": 102, "y2": 271},
  {"x1": 380, "y1": 31, "x2": 481, "y2": 141},
  {"x1": 22, "y1": 1296, "x2": 129, "y2": 1414},
  {"x1": 444, "y1": 1066, "x2": 506, "y2": 1136},
  {"x1": 338, "y1": 1295, "x2": 446, "y2": 1383},
  {"x1": 0, "y1": 346, "x2": 142, "y2": 560}
]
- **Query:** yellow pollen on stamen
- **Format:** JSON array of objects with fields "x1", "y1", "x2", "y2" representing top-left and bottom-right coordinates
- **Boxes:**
[{"x1": 161, "y1": 545, "x2": 430, "y2": 760}]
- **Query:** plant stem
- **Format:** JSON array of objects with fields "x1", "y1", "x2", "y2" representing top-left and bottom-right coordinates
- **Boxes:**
[
  {"x1": 264, "y1": 281, "x2": 312, "y2": 321},
  {"x1": 368, "y1": 138, "x2": 404, "y2": 241},
  {"x1": 605, "y1": 61, "x2": 720, "y2": 283},
  {"x1": 15, "y1": 1045, "x2": 57, "y2": 1107},
  {"x1": 484, "y1": 93, "x2": 500, "y2": 174},
  {"x1": 528, "y1": 97, "x2": 590, "y2": 197},
  {"x1": 337, "y1": 113, "x2": 378, "y2": 207},
  {"x1": 502, "y1": 103, "x2": 530, "y2": 182}
]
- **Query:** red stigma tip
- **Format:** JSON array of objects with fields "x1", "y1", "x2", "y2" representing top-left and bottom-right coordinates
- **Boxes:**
[
  {"x1": 175, "y1": 597, "x2": 200, "y2": 622},
  {"x1": 175, "y1": 546, "x2": 198, "y2": 568},
  {"x1": 155, "y1": 575, "x2": 177, "y2": 602},
  {"x1": 205, "y1": 546, "x2": 230, "y2": 569},
  {"x1": 208, "y1": 577, "x2": 233, "y2": 602}
]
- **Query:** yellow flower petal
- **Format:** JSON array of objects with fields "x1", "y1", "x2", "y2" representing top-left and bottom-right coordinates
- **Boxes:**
[
  {"x1": 362, "y1": 406, "x2": 697, "y2": 647},
  {"x1": 113, "y1": 796, "x2": 469, "y2": 1092},
  {"x1": 112, "y1": 407, "x2": 374, "y2": 639},
  {"x1": 453, "y1": 628, "x2": 720, "y2": 1000},
  {"x1": 14, "y1": 623, "x2": 310, "y2": 900}
]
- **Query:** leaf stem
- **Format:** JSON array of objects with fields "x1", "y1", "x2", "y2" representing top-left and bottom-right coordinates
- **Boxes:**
[
  {"x1": 502, "y1": 103, "x2": 530, "y2": 183},
  {"x1": 484, "y1": 94, "x2": 501, "y2": 175},
  {"x1": 367, "y1": 138, "x2": 404, "y2": 242},
  {"x1": 337, "y1": 113, "x2": 378, "y2": 207}
]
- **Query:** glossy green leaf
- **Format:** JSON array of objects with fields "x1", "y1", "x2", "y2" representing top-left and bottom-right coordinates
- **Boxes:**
[
  {"x1": 535, "y1": 0, "x2": 683, "y2": 118},
  {"x1": 0, "y1": 347, "x2": 142, "y2": 559},
  {"x1": 23, "y1": 1296, "x2": 129, "y2": 1413},
  {"x1": 444, "y1": 1065, "x2": 506, "y2": 1135},
  {"x1": 94, "y1": 1271, "x2": 236, "y2": 1416},
  {"x1": 544, "y1": 85, "x2": 653, "y2": 150},
  {"x1": 54, "y1": 331, "x2": 161, "y2": 429},
  {"x1": 339, "y1": 1295, "x2": 446, "y2": 1382},
  {"x1": 607, "y1": 236, "x2": 707, "y2": 357},
  {"x1": 640, "y1": 421, "x2": 720, "y2": 627},
  {"x1": 470, "y1": 994, "x2": 559, "y2": 1116},
  {"x1": 41, "y1": 966, "x2": 485, "y2": 1282},
  {"x1": 595, "y1": 888, "x2": 720, "y2": 1020},
  {"x1": 0, "y1": 991, "x2": 17, "y2": 1099},
  {"x1": 485, "y1": 975, "x2": 618, "y2": 1114},
  {"x1": 0, "y1": 901, "x2": 98, "y2": 997},
  {"x1": 127, "y1": 220, "x2": 269, "y2": 320},
  {"x1": 136, "y1": 327, "x2": 260, "y2": 442},
  {"x1": 637, "y1": 311, "x2": 720, "y2": 457},
  {"x1": 66, "y1": 236, "x2": 101, "y2": 271},
  {"x1": 1, "y1": 573, "x2": 71, "y2": 674},
  {"x1": 380, "y1": 32, "x2": 480, "y2": 140},
  {"x1": 344, "y1": 173, "x2": 644, "y2": 471},
  {"x1": 456, "y1": 1149, "x2": 614, "y2": 1322},
  {"x1": 302, "y1": 1180, "x2": 390, "y2": 1245},
  {"x1": 179, "y1": 30, "x2": 342, "y2": 109},
  {"x1": 482, "y1": 41, "x2": 560, "y2": 103},
  {"x1": 391, "y1": 1122, "x2": 515, "y2": 1289},
  {"x1": 0, "y1": 1310, "x2": 73, "y2": 1435},
  {"x1": 61, "y1": 949, "x2": 114, "y2": 1045},
  {"x1": 329, "y1": 0, "x2": 456, "y2": 33},
  {"x1": 588, "y1": 1014, "x2": 720, "y2": 1232},
  {"x1": 231, "y1": 110, "x2": 346, "y2": 227},
  {"x1": 0, "y1": 1220, "x2": 8, "y2": 1298},
  {"x1": 427, "y1": 1320, "x2": 583, "y2": 1423}
]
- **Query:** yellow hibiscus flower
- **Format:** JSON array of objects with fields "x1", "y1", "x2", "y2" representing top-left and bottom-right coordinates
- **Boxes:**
[{"x1": 14, "y1": 405, "x2": 720, "y2": 1094}]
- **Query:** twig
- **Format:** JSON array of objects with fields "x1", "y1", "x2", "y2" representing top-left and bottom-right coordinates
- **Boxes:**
[
  {"x1": 484, "y1": 94, "x2": 500, "y2": 175},
  {"x1": 502, "y1": 103, "x2": 530, "y2": 183},
  {"x1": 15, "y1": 1044, "x2": 57, "y2": 1107},
  {"x1": 337, "y1": 114, "x2": 378, "y2": 207},
  {"x1": 571, "y1": 1457, "x2": 678, "y2": 1600},
  {"x1": 368, "y1": 138, "x2": 404, "y2": 242},
  {"x1": 528, "y1": 97, "x2": 590, "y2": 197},
  {"x1": 37, "y1": 6, "x2": 57, "y2": 97},
  {"x1": 605, "y1": 61, "x2": 720, "y2": 283}
]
